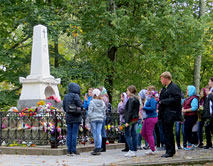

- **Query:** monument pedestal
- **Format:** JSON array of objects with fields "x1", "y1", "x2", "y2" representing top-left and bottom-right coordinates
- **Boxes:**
[{"x1": 17, "y1": 99, "x2": 62, "y2": 111}]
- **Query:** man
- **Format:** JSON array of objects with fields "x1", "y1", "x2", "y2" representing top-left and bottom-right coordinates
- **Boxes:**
[
  {"x1": 158, "y1": 72, "x2": 182, "y2": 158},
  {"x1": 208, "y1": 77, "x2": 213, "y2": 92}
]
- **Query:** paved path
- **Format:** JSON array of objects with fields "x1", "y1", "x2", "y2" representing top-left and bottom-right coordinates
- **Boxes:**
[{"x1": 0, "y1": 148, "x2": 213, "y2": 166}]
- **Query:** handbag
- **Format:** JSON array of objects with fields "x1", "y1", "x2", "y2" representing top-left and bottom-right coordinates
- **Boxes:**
[{"x1": 67, "y1": 104, "x2": 82, "y2": 114}]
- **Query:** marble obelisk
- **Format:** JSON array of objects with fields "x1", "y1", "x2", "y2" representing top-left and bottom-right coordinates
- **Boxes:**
[{"x1": 18, "y1": 24, "x2": 61, "y2": 110}]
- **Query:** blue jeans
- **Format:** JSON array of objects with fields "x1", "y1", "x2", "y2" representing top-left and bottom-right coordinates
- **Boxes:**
[
  {"x1": 175, "y1": 121, "x2": 186, "y2": 146},
  {"x1": 67, "y1": 123, "x2": 80, "y2": 153},
  {"x1": 137, "y1": 119, "x2": 142, "y2": 147},
  {"x1": 137, "y1": 121, "x2": 148, "y2": 147},
  {"x1": 125, "y1": 123, "x2": 137, "y2": 151},
  {"x1": 91, "y1": 121, "x2": 103, "y2": 149}
]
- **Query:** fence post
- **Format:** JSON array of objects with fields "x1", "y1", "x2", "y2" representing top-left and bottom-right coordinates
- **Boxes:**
[{"x1": 50, "y1": 109, "x2": 58, "y2": 148}]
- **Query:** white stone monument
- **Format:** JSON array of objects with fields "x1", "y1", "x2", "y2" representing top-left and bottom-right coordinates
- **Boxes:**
[{"x1": 18, "y1": 24, "x2": 61, "y2": 110}]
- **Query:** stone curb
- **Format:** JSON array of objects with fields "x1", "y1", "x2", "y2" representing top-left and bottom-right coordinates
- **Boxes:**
[
  {"x1": 109, "y1": 158, "x2": 213, "y2": 166},
  {"x1": 0, "y1": 143, "x2": 124, "y2": 156}
]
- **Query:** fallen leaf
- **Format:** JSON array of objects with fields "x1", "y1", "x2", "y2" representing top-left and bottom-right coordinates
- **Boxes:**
[{"x1": 62, "y1": 164, "x2": 68, "y2": 166}]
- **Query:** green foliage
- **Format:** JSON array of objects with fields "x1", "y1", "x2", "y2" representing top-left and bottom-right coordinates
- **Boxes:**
[{"x1": 0, "y1": 0, "x2": 212, "y2": 109}]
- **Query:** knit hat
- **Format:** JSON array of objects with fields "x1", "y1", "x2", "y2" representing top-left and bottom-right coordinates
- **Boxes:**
[
  {"x1": 92, "y1": 89, "x2": 101, "y2": 97},
  {"x1": 101, "y1": 87, "x2": 107, "y2": 96},
  {"x1": 138, "y1": 89, "x2": 147, "y2": 100}
]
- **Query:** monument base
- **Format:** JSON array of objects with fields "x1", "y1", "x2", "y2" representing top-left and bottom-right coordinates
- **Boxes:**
[{"x1": 17, "y1": 99, "x2": 62, "y2": 111}]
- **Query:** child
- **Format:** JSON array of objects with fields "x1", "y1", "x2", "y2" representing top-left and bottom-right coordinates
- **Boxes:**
[{"x1": 88, "y1": 89, "x2": 106, "y2": 155}]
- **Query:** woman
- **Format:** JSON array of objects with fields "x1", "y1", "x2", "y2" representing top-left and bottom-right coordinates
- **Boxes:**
[
  {"x1": 117, "y1": 92, "x2": 129, "y2": 151},
  {"x1": 197, "y1": 87, "x2": 207, "y2": 148},
  {"x1": 141, "y1": 86, "x2": 158, "y2": 155},
  {"x1": 63, "y1": 83, "x2": 83, "y2": 156},
  {"x1": 88, "y1": 89, "x2": 106, "y2": 155},
  {"x1": 182, "y1": 85, "x2": 199, "y2": 150},
  {"x1": 124, "y1": 85, "x2": 140, "y2": 157},
  {"x1": 99, "y1": 86, "x2": 109, "y2": 152}
]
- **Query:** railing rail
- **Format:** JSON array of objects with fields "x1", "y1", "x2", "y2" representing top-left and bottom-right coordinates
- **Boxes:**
[{"x1": 0, "y1": 110, "x2": 120, "y2": 147}]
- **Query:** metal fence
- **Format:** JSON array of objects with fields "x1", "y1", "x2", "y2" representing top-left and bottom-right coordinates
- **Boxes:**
[{"x1": 0, "y1": 110, "x2": 120, "y2": 148}]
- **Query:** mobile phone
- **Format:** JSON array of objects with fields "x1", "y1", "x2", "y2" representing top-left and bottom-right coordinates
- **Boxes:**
[{"x1": 86, "y1": 93, "x2": 88, "y2": 97}]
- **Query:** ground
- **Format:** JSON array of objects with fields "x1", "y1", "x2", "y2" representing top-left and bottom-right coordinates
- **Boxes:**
[{"x1": 0, "y1": 148, "x2": 213, "y2": 166}]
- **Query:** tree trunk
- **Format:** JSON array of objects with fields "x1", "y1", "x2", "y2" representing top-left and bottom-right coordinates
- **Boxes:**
[
  {"x1": 193, "y1": 0, "x2": 205, "y2": 93},
  {"x1": 104, "y1": 0, "x2": 117, "y2": 103},
  {"x1": 54, "y1": 37, "x2": 59, "y2": 68},
  {"x1": 105, "y1": 46, "x2": 117, "y2": 103}
]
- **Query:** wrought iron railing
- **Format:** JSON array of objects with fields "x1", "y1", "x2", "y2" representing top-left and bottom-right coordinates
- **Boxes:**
[{"x1": 0, "y1": 110, "x2": 120, "y2": 147}]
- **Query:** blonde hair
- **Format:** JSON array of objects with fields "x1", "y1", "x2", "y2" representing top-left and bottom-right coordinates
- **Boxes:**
[
  {"x1": 160, "y1": 71, "x2": 172, "y2": 80},
  {"x1": 88, "y1": 88, "x2": 93, "y2": 92},
  {"x1": 147, "y1": 85, "x2": 155, "y2": 91},
  {"x1": 93, "y1": 95, "x2": 102, "y2": 100}
]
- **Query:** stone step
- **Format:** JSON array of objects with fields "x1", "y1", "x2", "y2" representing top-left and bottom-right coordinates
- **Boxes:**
[{"x1": 0, "y1": 143, "x2": 124, "y2": 156}]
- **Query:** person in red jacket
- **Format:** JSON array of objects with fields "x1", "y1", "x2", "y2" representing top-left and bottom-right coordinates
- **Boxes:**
[{"x1": 182, "y1": 85, "x2": 199, "y2": 150}]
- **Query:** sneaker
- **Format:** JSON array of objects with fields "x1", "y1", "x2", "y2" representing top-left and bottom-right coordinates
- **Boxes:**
[
  {"x1": 137, "y1": 146, "x2": 143, "y2": 150},
  {"x1": 184, "y1": 144, "x2": 195, "y2": 150},
  {"x1": 72, "y1": 151, "x2": 80, "y2": 155},
  {"x1": 121, "y1": 148, "x2": 129, "y2": 152},
  {"x1": 124, "y1": 150, "x2": 136, "y2": 157},
  {"x1": 198, "y1": 143, "x2": 203, "y2": 148},
  {"x1": 145, "y1": 150, "x2": 156, "y2": 155},
  {"x1": 178, "y1": 145, "x2": 182, "y2": 149},
  {"x1": 66, "y1": 151, "x2": 72, "y2": 156},
  {"x1": 143, "y1": 146, "x2": 150, "y2": 150},
  {"x1": 91, "y1": 151, "x2": 101, "y2": 155}
]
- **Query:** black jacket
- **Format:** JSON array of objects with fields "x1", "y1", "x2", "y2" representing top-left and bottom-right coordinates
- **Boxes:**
[
  {"x1": 159, "y1": 81, "x2": 182, "y2": 123},
  {"x1": 203, "y1": 93, "x2": 213, "y2": 120},
  {"x1": 63, "y1": 83, "x2": 83, "y2": 124},
  {"x1": 124, "y1": 96, "x2": 140, "y2": 123}
]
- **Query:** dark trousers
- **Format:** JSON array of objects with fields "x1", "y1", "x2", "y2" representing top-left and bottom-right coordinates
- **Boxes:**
[
  {"x1": 155, "y1": 124, "x2": 161, "y2": 147},
  {"x1": 162, "y1": 120, "x2": 175, "y2": 155},
  {"x1": 184, "y1": 116, "x2": 198, "y2": 145},
  {"x1": 205, "y1": 119, "x2": 213, "y2": 147},
  {"x1": 158, "y1": 120, "x2": 165, "y2": 146},
  {"x1": 198, "y1": 120, "x2": 205, "y2": 145}
]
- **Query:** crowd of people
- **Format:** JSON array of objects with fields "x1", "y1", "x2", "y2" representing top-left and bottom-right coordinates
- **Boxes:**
[
  {"x1": 63, "y1": 85, "x2": 109, "y2": 156},
  {"x1": 63, "y1": 72, "x2": 213, "y2": 158}
]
